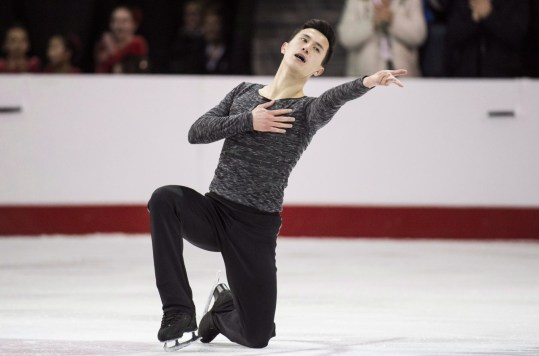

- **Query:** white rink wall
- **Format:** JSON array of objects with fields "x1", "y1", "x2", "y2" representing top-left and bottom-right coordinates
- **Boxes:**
[{"x1": 1, "y1": 75, "x2": 538, "y2": 207}]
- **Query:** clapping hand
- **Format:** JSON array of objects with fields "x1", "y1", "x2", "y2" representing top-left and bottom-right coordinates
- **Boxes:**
[{"x1": 469, "y1": 0, "x2": 493, "y2": 22}]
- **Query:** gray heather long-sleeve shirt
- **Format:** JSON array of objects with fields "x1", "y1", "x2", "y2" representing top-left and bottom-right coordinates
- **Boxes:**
[{"x1": 188, "y1": 78, "x2": 372, "y2": 212}]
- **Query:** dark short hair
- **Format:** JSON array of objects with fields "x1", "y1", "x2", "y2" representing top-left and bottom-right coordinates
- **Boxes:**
[{"x1": 289, "y1": 19, "x2": 335, "y2": 66}]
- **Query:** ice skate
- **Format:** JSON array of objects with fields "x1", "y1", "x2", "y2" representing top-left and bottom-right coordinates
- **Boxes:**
[
  {"x1": 158, "y1": 311, "x2": 199, "y2": 352},
  {"x1": 199, "y1": 282, "x2": 234, "y2": 343}
]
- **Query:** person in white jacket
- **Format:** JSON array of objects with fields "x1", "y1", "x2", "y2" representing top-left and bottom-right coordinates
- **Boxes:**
[{"x1": 338, "y1": 0, "x2": 427, "y2": 77}]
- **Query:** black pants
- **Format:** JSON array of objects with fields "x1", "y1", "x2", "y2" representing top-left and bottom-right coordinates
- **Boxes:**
[{"x1": 148, "y1": 185, "x2": 281, "y2": 348}]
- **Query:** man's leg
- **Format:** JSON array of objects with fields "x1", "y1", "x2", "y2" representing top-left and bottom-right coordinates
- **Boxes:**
[
  {"x1": 206, "y1": 197, "x2": 281, "y2": 348},
  {"x1": 148, "y1": 185, "x2": 220, "y2": 314}
]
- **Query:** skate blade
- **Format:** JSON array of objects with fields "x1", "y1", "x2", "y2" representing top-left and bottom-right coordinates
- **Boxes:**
[
  {"x1": 203, "y1": 271, "x2": 221, "y2": 315},
  {"x1": 163, "y1": 332, "x2": 200, "y2": 352}
]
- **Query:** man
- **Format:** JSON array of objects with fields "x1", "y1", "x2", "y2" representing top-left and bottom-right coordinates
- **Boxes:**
[{"x1": 148, "y1": 19, "x2": 406, "y2": 349}]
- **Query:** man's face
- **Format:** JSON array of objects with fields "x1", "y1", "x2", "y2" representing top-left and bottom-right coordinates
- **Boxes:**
[{"x1": 281, "y1": 28, "x2": 329, "y2": 77}]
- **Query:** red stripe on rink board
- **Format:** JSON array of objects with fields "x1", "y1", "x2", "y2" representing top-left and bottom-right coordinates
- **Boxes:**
[
  {"x1": 280, "y1": 206, "x2": 539, "y2": 240},
  {"x1": 0, "y1": 205, "x2": 149, "y2": 236},
  {"x1": 0, "y1": 205, "x2": 538, "y2": 239}
]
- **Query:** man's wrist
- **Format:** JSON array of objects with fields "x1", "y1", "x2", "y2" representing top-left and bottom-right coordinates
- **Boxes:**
[{"x1": 362, "y1": 76, "x2": 375, "y2": 89}]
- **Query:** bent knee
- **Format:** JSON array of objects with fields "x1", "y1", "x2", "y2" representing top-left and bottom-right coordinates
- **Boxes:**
[
  {"x1": 242, "y1": 327, "x2": 274, "y2": 348},
  {"x1": 244, "y1": 338, "x2": 269, "y2": 349},
  {"x1": 147, "y1": 185, "x2": 183, "y2": 211}
]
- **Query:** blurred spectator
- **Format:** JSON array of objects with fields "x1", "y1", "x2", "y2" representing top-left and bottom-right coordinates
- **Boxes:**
[
  {"x1": 0, "y1": 25, "x2": 41, "y2": 73},
  {"x1": 171, "y1": 4, "x2": 233, "y2": 75},
  {"x1": 169, "y1": 0, "x2": 206, "y2": 74},
  {"x1": 202, "y1": 9, "x2": 232, "y2": 74},
  {"x1": 446, "y1": 0, "x2": 530, "y2": 77},
  {"x1": 337, "y1": 0, "x2": 427, "y2": 77},
  {"x1": 44, "y1": 34, "x2": 81, "y2": 74},
  {"x1": 112, "y1": 54, "x2": 151, "y2": 74},
  {"x1": 94, "y1": 5, "x2": 148, "y2": 73},
  {"x1": 419, "y1": 0, "x2": 447, "y2": 76}
]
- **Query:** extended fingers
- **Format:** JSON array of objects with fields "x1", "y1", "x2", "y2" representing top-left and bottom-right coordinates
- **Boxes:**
[
  {"x1": 384, "y1": 77, "x2": 403, "y2": 87},
  {"x1": 379, "y1": 72, "x2": 392, "y2": 85},
  {"x1": 380, "y1": 73, "x2": 404, "y2": 87},
  {"x1": 390, "y1": 69, "x2": 408, "y2": 76},
  {"x1": 391, "y1": 78, "x2": 404, "y2": 87}
]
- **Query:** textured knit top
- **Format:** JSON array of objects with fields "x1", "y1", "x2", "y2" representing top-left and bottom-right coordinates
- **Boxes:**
[{"x1": 188, "y1": 78, "x2": 372, "y2": 212}]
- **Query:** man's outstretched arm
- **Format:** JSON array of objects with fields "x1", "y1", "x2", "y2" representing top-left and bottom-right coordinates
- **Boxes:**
[{"x1": 306, "y1": 69, "x2": 407, "y2": 133}]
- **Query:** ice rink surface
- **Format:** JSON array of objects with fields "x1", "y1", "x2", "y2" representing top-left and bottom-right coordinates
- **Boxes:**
[{"x1": 1, "y1": 235, "x2": 539, "y2": 356}]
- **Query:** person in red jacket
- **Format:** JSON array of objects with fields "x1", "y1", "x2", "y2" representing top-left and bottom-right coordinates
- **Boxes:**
[
  {"x1": 0, "y1": 25, "x2": 41, "y2": 73},
  {"x1": 94, "y1": 5, "x2": 148, "y2": 73}
]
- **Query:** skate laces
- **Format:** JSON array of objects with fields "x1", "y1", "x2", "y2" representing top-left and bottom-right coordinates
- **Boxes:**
[{"x1": 161, "y1": 311, "x2": 185, "y2": 328}]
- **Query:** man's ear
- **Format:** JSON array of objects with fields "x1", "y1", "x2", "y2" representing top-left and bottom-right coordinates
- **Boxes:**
[
  {"x1": 313, "y1": 67, "x2": 325, "y2": 77},
  {"x1": 281, "y1": 42, "x2": 288, "y2": 55}
]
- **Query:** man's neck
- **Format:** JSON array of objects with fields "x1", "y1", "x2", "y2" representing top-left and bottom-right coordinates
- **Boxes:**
[{"x1": 261, "y1": 62, "x2": 308, "y2": 100}]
